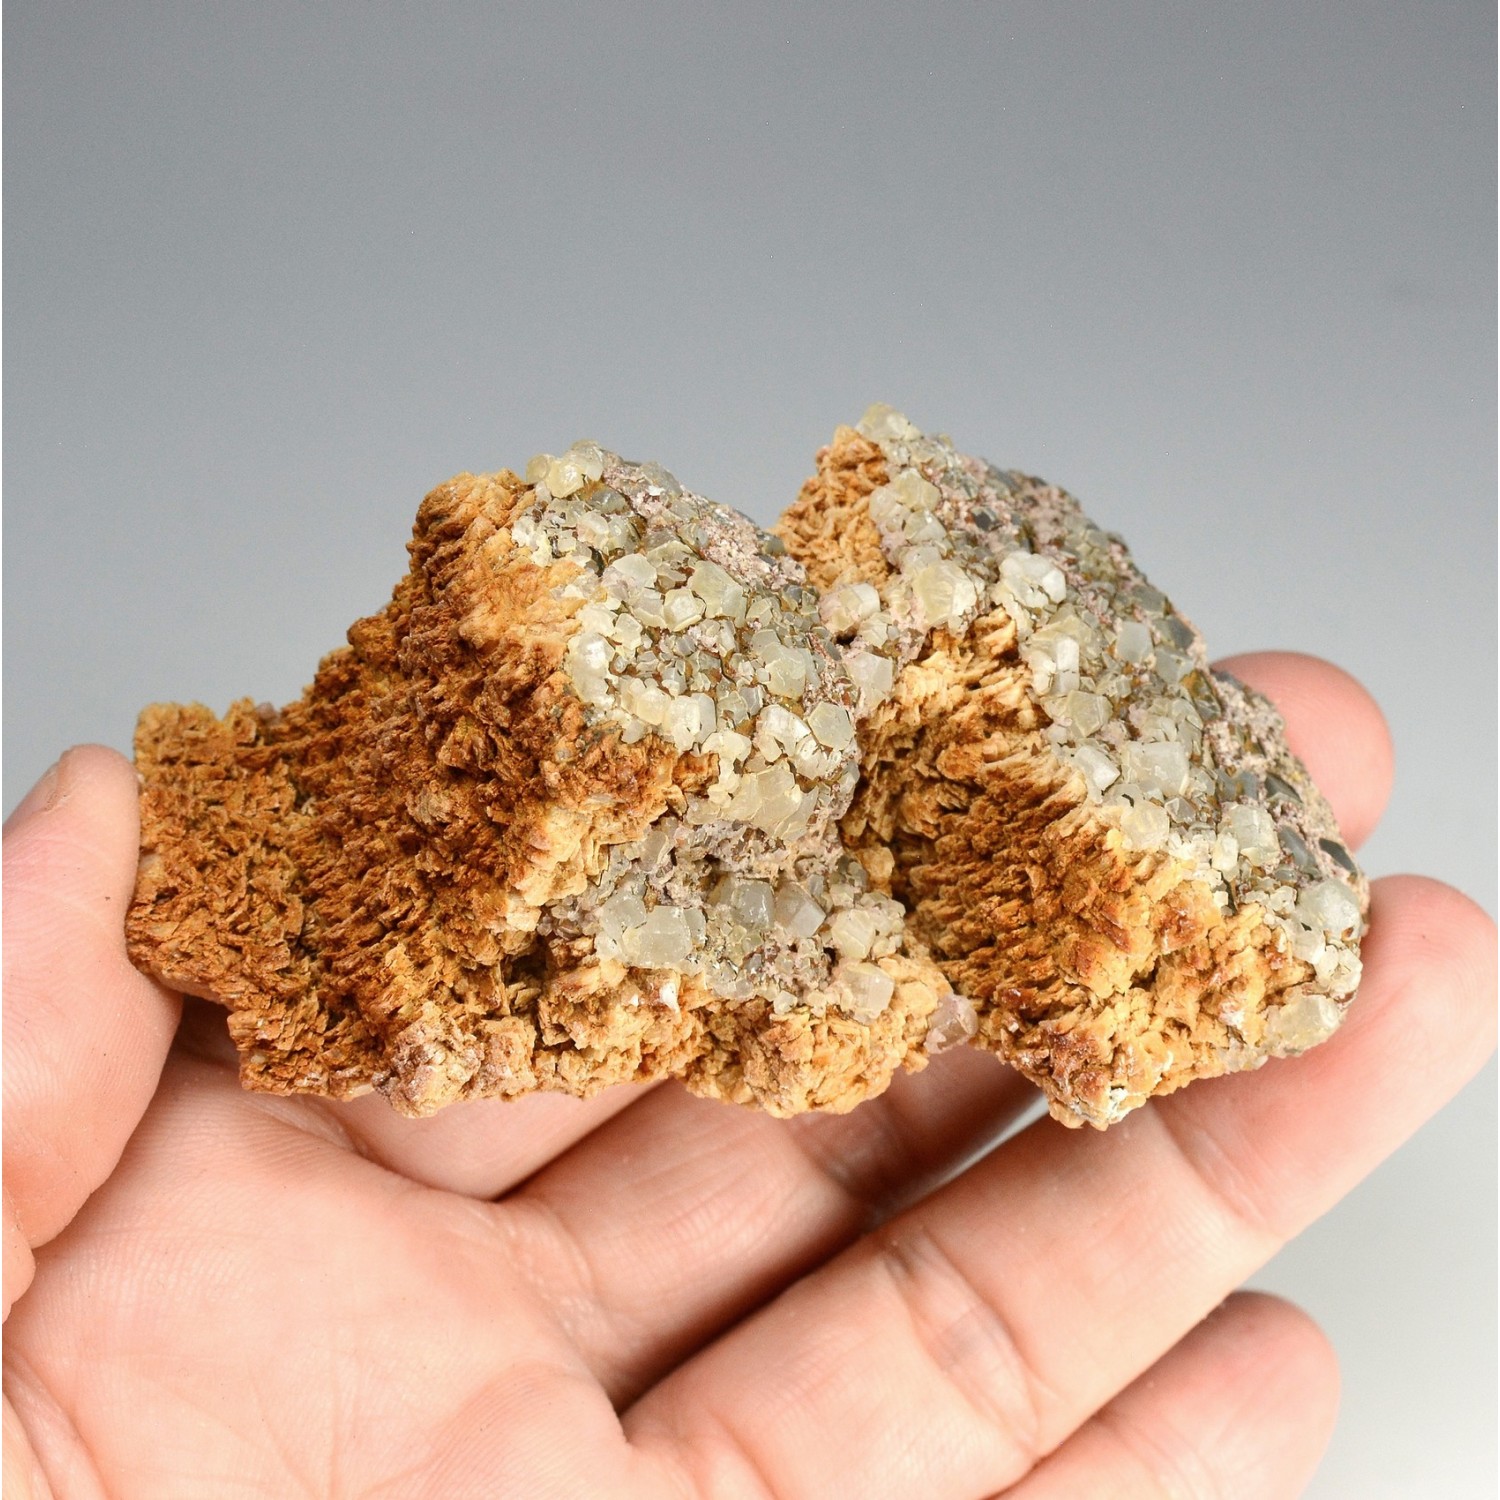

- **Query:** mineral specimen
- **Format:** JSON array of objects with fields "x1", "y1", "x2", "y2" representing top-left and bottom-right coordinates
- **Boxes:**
[{"x1": 126, "y1": 410, "x2": 1366, "y2": 1127}]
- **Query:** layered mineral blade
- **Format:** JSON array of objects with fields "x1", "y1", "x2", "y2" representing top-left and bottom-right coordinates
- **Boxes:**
[{"x1": 127, "y1": 412, "x2": 1366, "y2": 1127}]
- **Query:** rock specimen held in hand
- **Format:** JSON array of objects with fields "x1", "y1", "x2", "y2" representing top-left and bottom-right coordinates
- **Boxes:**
[{"x1": 127, "y1": 409, "x2": 1366, "y2": 1127}]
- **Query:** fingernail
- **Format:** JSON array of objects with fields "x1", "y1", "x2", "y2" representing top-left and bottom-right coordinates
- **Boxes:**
[{"x1": 5, "y1": 760, "x2": 63, "y2": 829}]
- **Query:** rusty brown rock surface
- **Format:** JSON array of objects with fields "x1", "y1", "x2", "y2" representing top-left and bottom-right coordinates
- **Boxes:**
[{"x1": 127, "y1": 412, "x2": 1366, "y2": 1126}]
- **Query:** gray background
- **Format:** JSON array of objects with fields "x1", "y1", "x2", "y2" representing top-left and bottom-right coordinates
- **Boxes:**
[{"x1": 7, "y1": 3, "x2": 1494, "y2": 1492}]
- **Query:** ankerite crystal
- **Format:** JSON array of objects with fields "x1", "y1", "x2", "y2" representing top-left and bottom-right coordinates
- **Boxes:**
[{"x1": 127, "y1": 410, "x2": 1366, "y2": 1127}]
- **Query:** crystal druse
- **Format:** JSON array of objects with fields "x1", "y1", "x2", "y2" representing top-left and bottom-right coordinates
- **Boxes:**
[{"x1": 127, "y1": 409, "x2": 1366, "y2": 1127}]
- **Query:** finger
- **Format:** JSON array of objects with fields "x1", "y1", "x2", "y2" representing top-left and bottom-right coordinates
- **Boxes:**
[
  {"x1": 1214, "y1": 651, "x2": 1393, "y2": 850},
  {"x1": 624, "y1": 875, "x2": 1495, "y2": 1500},
  {"x1": 2, "y1": 747, "x2": 181, "y2": 1313},
  {"x1": 324, "y1": 1082, "x2": 662, "y2": 1198},
  {"x1": 502, "y1": 1047, "x2": 1036, "y2": 1401},
  {"x1": 1001, "y1": 1292, "x2": 1338, "y2": 1500},
  {"x1": 488, "y1": 649, "x2": 1391, "y2": 1396}
]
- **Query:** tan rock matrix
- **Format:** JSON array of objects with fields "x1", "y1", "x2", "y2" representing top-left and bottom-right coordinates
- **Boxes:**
[{"x1": 127, "y1": 409, "x2": 1366, "y2": 1127}]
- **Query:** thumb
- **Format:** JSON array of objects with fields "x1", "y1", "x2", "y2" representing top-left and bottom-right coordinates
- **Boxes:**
[{"x1": 3, "y1": 746, "x2": 180, "y2": 1316}]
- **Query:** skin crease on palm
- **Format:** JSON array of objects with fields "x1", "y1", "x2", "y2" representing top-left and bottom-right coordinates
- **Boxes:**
[{"x1": 2, "y1": 653, "x2": 1494, "y2": 1500}]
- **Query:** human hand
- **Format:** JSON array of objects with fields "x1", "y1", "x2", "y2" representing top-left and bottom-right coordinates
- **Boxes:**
[{"x1": 4, "y1": 653, "x2": 1493, "y2": 1499}]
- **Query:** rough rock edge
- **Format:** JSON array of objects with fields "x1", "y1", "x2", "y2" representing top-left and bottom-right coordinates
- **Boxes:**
[{"x1": 127, "y1": 416, "x2": 1366, "y2": 1127}]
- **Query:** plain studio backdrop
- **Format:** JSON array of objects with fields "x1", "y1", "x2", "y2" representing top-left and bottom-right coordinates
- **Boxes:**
[{"x1": 6, "y1": 3, "x2": 1495, "y2": 1493}]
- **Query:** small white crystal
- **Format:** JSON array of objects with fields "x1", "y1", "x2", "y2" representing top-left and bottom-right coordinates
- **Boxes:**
[
  {"x1": 1002, "y1": 552, "x2": 1067, "y2": 607},
  {"x1": 924, "y1": 990, "x2": 979, "y2": 1053},
  {"x1": 1210, "y1": 831, "x2": 1239, "y2": 872},
  {"x1": 688, "y1": 561, "x2": 747, "y2": 623},
  {"x1": 712, "y1": 875, "x2": 776, "y2": 934},
  {"x1": 703, "y1": 728, "x2": 753, "y2": 768},
  {"x1": 829, "y1": 907, "x2": 882, "y2": 961},
  {"x1": 890, "y1": 467, "x2": 942, "y2": 513},
  {"x1": 567, "y1": 633, "x2": 614, "y2": 704},
  {"x1": 844, "y1": 651, "x2": 895, "y2": 714},
  {"x1": 1263, "y1": 989, "x2": 1342, "y2": 1051},
  {"x1": 1296, "y1": 878, "x2": 1362, "y2": 938},
  {"x1": 1120, "y1": 801, "x2": 1171, "y2": 850},
  {"x1": 856, "y1": 403, "x2": 920, "y2": 446},
  {"x1": 1113, "y1": 620, "x2": 1153, "y2": 664},
  {"x1": 773, "y1": 880, "x2": 825, "y2": 939},
  {"x1": 622, "y1": 906, "x2": 694, "y2": 968},
  {"x1": 1066, "y1": 691, "x2": 1109, "y2": 738},
  {"x1": 1120, "y1": 741, "x2": 1190, "y2": 798},
  {"x1": 911, "y1": 560, "x2": 979, "y2": 631},
  {"x1": 807, "y1": 702, "x2": 855, "y2": 750},
  {"x1": 606, "y1": 554, "x2": 657, "y2": 591},
  {"x1": 818, "y1": 582, "x2": 882, "y2": 636},
  {"x1": 838, "y1": 961, "x2": 896, "y2": 1020},
  {"x1": 663, "y1": 695, "x2": 707, "y2": 751},
  {"x1": 662, "y1": 588, "x2": 706, "y2": 630},
  {"x1": 1225, "y1": 805, "x2": 1278, "y2": 867},
  {"x1": 564, "y1": 441, "x2": 606, "y2": 482},
  {"x1": 1071, "y1": 742, "x2": 1120, "y2": 794},
  {"x1": 727, "y1": 762, "x2": 804, "y2": 833},
  {"x1": 546, "y1": 457, "x2": 587, "y2": 497}
]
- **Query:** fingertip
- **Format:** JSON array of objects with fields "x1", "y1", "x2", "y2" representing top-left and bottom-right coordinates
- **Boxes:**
[
  {"x1": 1214, "y1": 651, "x2": 1394, "y2": 850},
  {"x1": 1210, "y1": 1291, "x2": 1340, "y2": 1406},
  {"x1": 1361, "y1": 876, "x2": 1498, "y2": 1066}
]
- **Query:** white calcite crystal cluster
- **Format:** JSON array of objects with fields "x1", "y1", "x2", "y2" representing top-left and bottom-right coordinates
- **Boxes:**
[
  {"x1": 845, "y1": 405, "x2": 1365, "y2": 1038},
  {"x1": 126, "y1": 409, "x2": 1368, "y2": 1127},
  {"x1": 517, "y1": 440, "x2": 926, "y2": 1027}
]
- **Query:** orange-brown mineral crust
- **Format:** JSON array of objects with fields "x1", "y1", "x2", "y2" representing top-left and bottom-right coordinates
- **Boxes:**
[{"x1": 127, "y1": 410, "x2": 1368, "y2": 1127}]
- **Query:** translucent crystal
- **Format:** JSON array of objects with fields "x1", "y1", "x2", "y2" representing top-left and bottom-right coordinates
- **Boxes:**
[
  {"x1": 911, "y1": 560, "x2": 979, "y2": 630},
  {"x1": 1066, "y1": 691, "x2": 1108, "y2": 738},
  {"x1": 1120, "y1": 741, "x2": 1190, "y2": 798},
  {"x1": 818, "y1": 582, "x2": 882, "y2": 636},
  {"x1": 662, "y1": 588, "x2": 706, "y2": 630},
  {"x1": 838, "y1": 962, "x2": 895, "y2": 1019},
  {"x1": 568, "y1": 633, "x2": 614, "y2": 704},
  {"x1": 1225, "y1": 804, "x2": 1278, "y2": 867},
  {"x1": 1296, "y1": 878, "x2": 1361, "y2": 938},
  {"x1": 622, "y1": 680, "x2": 670, "y2": 726},
  {"x1": 622, "y1": 906, "x2": 694, "y2": 967},
  {"x1": 1070, "y1": 742, "x2": 1119, "y2": 794},
  {"x1": 829, "y1": 906, "x2": 881, "y2": 960},
  {"x1": 565, "y1": 441, "x2": 606, "y2": 483},
  {"x1": 1263, "y1": 989, "x2": 1342, "y2": 1051},
  {"x1": 890, "y1": 468, "x2": 942, "y2": 513},
  {"x1": 924, "y1": 989, "x2": 979, "y2": 1052},
  {"x1": 1113, "y1": 620, "x2": 1153, "y2": 664},
  {"x1": 1002, "y1": 552, "x2": 1067, "y2": 607},
  {"x1": 844, "y1": 651, "x2": 895, "y2": 713},
  {"x1": 1120, "y1": 801, "x2": 1170, "y2": 850},
  {"x1": 726, "y1": 762, "x2": 804, "y2": 833},
  {"x1": 856, "y1": 403, "x2": 920, "y2": 445},
  {"x1": 712, "y1": 875, "x2": 776, "y2": 934},
  {"x1": 663, "y1": 695, "x2": 708, "y2": 751},
  {"x1": 772, "y1": 880, "x2": 825, "y2": 939},
  {"x1": 546, "y1": 457, "x2": 587, "y2": 498},
  {"x1": 807, "y1": 702, "x2": 855, "y2": 750},
  {"x1": 688, "y1": 561, "x2": 747, "y2": 623}
]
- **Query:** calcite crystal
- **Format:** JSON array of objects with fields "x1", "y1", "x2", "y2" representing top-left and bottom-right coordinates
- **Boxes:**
[{"x1": 127, "y1": 410, "x2": 1366, "y2": 1127}]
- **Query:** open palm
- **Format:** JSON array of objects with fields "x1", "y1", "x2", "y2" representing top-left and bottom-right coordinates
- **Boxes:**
[{"x1": 5, "y1": 653, "x2": 1494, "y2": 1500}]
